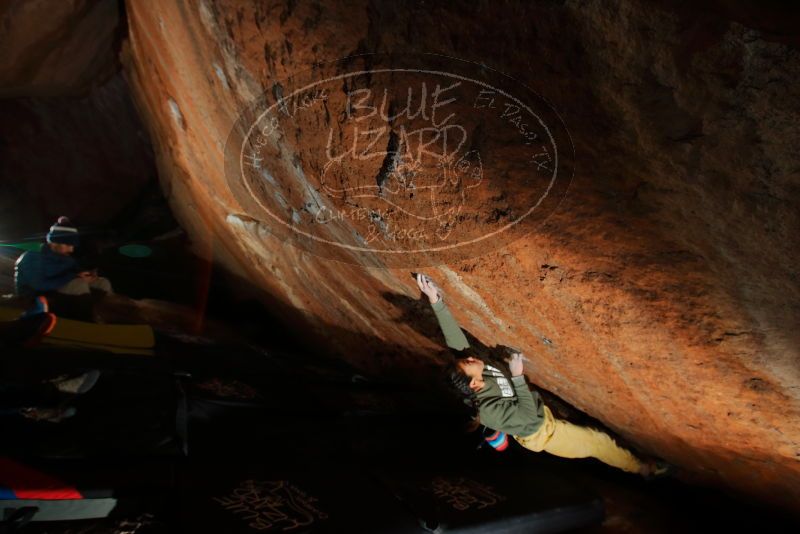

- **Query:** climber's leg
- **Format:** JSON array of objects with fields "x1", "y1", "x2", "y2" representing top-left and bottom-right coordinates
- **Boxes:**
[
  {"x1": 515, "y1": 405, "x2": 646, "y2": 474},
  {"x1": 56, "y1": 278, "x2": 91, "y2": 296}
]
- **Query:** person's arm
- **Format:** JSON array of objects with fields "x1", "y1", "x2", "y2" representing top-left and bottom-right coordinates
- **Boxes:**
[
  {"x1": 40, "y1": 271, "x2": 77, "y2": 291},
  {"x1": 39, "y1": 255, "x2": 79, "y2": 290},
  {"x1": 417, "y1": 274, "x2": 470, "y2": 351},
  {"x1": 13, "y1": 253, "x2": 28, "y2": 295},
  {"x1": 477, "y1": 379, "x2": 544, "y2": 436},
  {"x1": 490, "y1": 352, "x2": 544, "y2": 434},
  {"x1": 511, "y1": 375, "x2": 542, "y2": 419},
  {"x1": 431, "y1": 299, "x2": 470, "y2": 351},
  {"x1": 477, "y1": 392, "x2": 541, "y2": 436},
  {"x1": 507, "y1": 351, "x2": 541, "y2": 416}
]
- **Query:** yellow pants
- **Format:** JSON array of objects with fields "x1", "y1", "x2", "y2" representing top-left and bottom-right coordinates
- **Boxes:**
[{"x1": 513, "y1": 405, "x2": 645, "y2": 474}]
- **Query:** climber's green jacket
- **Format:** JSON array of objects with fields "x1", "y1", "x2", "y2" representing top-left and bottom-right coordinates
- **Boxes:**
[{"x1": 432, "y1": 298, "x2": 545, "y2": 437}]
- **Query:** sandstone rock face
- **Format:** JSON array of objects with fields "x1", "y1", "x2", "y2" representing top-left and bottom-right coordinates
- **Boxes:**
[
  {"x1": 0, "y1": 0, "x2": 120, "y2": 97},
  {"x1": 121, "y1": 0, "x2": 800, "y2": 509}
]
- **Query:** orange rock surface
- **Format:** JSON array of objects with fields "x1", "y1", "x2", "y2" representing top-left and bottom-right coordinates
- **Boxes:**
[{"x1": 119, "y1": 0, "x2": 799, "y2": 510}]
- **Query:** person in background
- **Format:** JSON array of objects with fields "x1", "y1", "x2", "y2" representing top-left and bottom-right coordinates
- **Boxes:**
[
  {"x1": 14, "y1": 216, "x2": 113, "y2": 298},
  {"x1": 415, "y1": 273, "x2": 669, "y2": 477}
]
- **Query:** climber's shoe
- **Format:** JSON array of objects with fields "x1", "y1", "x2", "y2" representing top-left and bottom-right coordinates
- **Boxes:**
[{"x1": 641, "y1": 459, "x2": 675, "y2": 480}]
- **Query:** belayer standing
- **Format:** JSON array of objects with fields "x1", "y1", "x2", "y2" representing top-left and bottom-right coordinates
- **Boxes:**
[
  {"x1": 14, "y1": 216, "x2": 113, "y2": 298},
  {"x1": 415, "y1": 273, "x2": 668, "y2": 477}
]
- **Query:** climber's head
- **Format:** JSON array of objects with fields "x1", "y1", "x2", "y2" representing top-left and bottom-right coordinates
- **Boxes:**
[
  {"x1": 446, "y1": 355, "x2": 485, "y2": 395},
  {"x1": 46, "y1": 216, "x2": 79, "y2": 255},
  {"x1": 48, "y1": 242, "x2": 74, "y2": 255}
]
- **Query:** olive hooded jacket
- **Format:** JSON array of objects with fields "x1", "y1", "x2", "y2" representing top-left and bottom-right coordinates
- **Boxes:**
[{"x1": 432, "y1": 297, "x2": 545, "y2": 437}]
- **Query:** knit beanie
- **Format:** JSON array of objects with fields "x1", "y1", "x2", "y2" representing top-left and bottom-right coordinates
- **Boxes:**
[{"x1": 46, "y1": 216, "x2": 80, "y2": 246}]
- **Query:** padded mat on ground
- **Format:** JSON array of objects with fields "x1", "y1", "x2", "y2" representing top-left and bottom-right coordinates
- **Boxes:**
[
  {"x1": 0, "y1": 458, "x2": 116, "y2": 522},
  {"x1": 0, "y1": 457, "x2": 175, "y2": 532},
  {"x1": 377, "y1": 468, "x2": 604, "y2": 533},
  {"x1": 0, "y1": 306, "x2": 154, "y2": 355},
  {"x1": 176, "y1": 465, "x2": 421, "y2": 534},
  {"x1": 175, "y1": 462, "x2": 603, "y2": 533}
]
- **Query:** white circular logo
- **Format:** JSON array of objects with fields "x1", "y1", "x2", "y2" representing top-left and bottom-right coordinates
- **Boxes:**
[{"x1": 225, "y1": 53, "x2": 573, "y2": 266}]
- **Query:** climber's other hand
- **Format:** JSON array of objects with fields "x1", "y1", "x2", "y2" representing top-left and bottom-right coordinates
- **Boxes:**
[
  {"x1": 416, "y1": 273, "x2": 441, "y2": 304},
  {"x1": 508, "y1": 352, "x2": 525, "y2": 377}
]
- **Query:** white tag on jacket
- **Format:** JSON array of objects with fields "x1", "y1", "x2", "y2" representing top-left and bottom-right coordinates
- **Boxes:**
[{"x1": 485, "y1": 365, "x2": 514, "y2": 398}]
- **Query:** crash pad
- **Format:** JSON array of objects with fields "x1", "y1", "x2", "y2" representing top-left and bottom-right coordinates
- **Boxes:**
[
  {"x1": 0, "y1": 458, "x2": 117, "y2": 522},
  {"x1": 0, "y1": 306, "x2": 154, "y2": 353}
]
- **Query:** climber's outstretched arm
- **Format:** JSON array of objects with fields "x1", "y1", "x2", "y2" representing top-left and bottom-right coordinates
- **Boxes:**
[{"x1": 416, "y1": 273, "x2": 470, "y2": 351}]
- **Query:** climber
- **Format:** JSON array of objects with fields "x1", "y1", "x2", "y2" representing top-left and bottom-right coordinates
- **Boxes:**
[
  {"x1": 14, "y1": 216, "x2": 114, "y2": 299},
  {"x1": 415, "y1": 273, "x2": 669, "y2": 477}
]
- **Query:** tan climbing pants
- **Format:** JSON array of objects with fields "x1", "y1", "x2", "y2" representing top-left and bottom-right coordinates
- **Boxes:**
[
  {"x1": 513, "y1": 405, "x2": 645, "y2": 474},
  {"x1": 57, "y1": 277, "x2": 114, "y2": 296}
]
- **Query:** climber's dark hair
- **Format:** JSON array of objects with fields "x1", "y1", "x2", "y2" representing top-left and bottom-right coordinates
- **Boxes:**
[
  {"x1": 445, "y1": 359, "x2": 473, "y2": 398},
  {"x1": 443, "y1": 351, "x2": 483, "y2": 401}
]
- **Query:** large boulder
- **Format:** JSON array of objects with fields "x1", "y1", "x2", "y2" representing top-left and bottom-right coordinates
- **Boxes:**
[{"x1": 120, "y1": 0, "x2": 799, "y2": 510}]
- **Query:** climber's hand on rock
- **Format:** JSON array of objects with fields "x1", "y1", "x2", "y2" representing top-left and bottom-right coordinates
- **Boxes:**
[
  {"x1": 508, "y1": 352, "x2": 525, "y2": 377},
  {"x1": 416, "y1": 273, "x2": 441, "y2": 304}
]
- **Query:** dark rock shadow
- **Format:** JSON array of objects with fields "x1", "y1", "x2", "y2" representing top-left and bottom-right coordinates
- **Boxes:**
[{"x1": 200, "y1": 262, "x2": 466, "y2": 414}]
